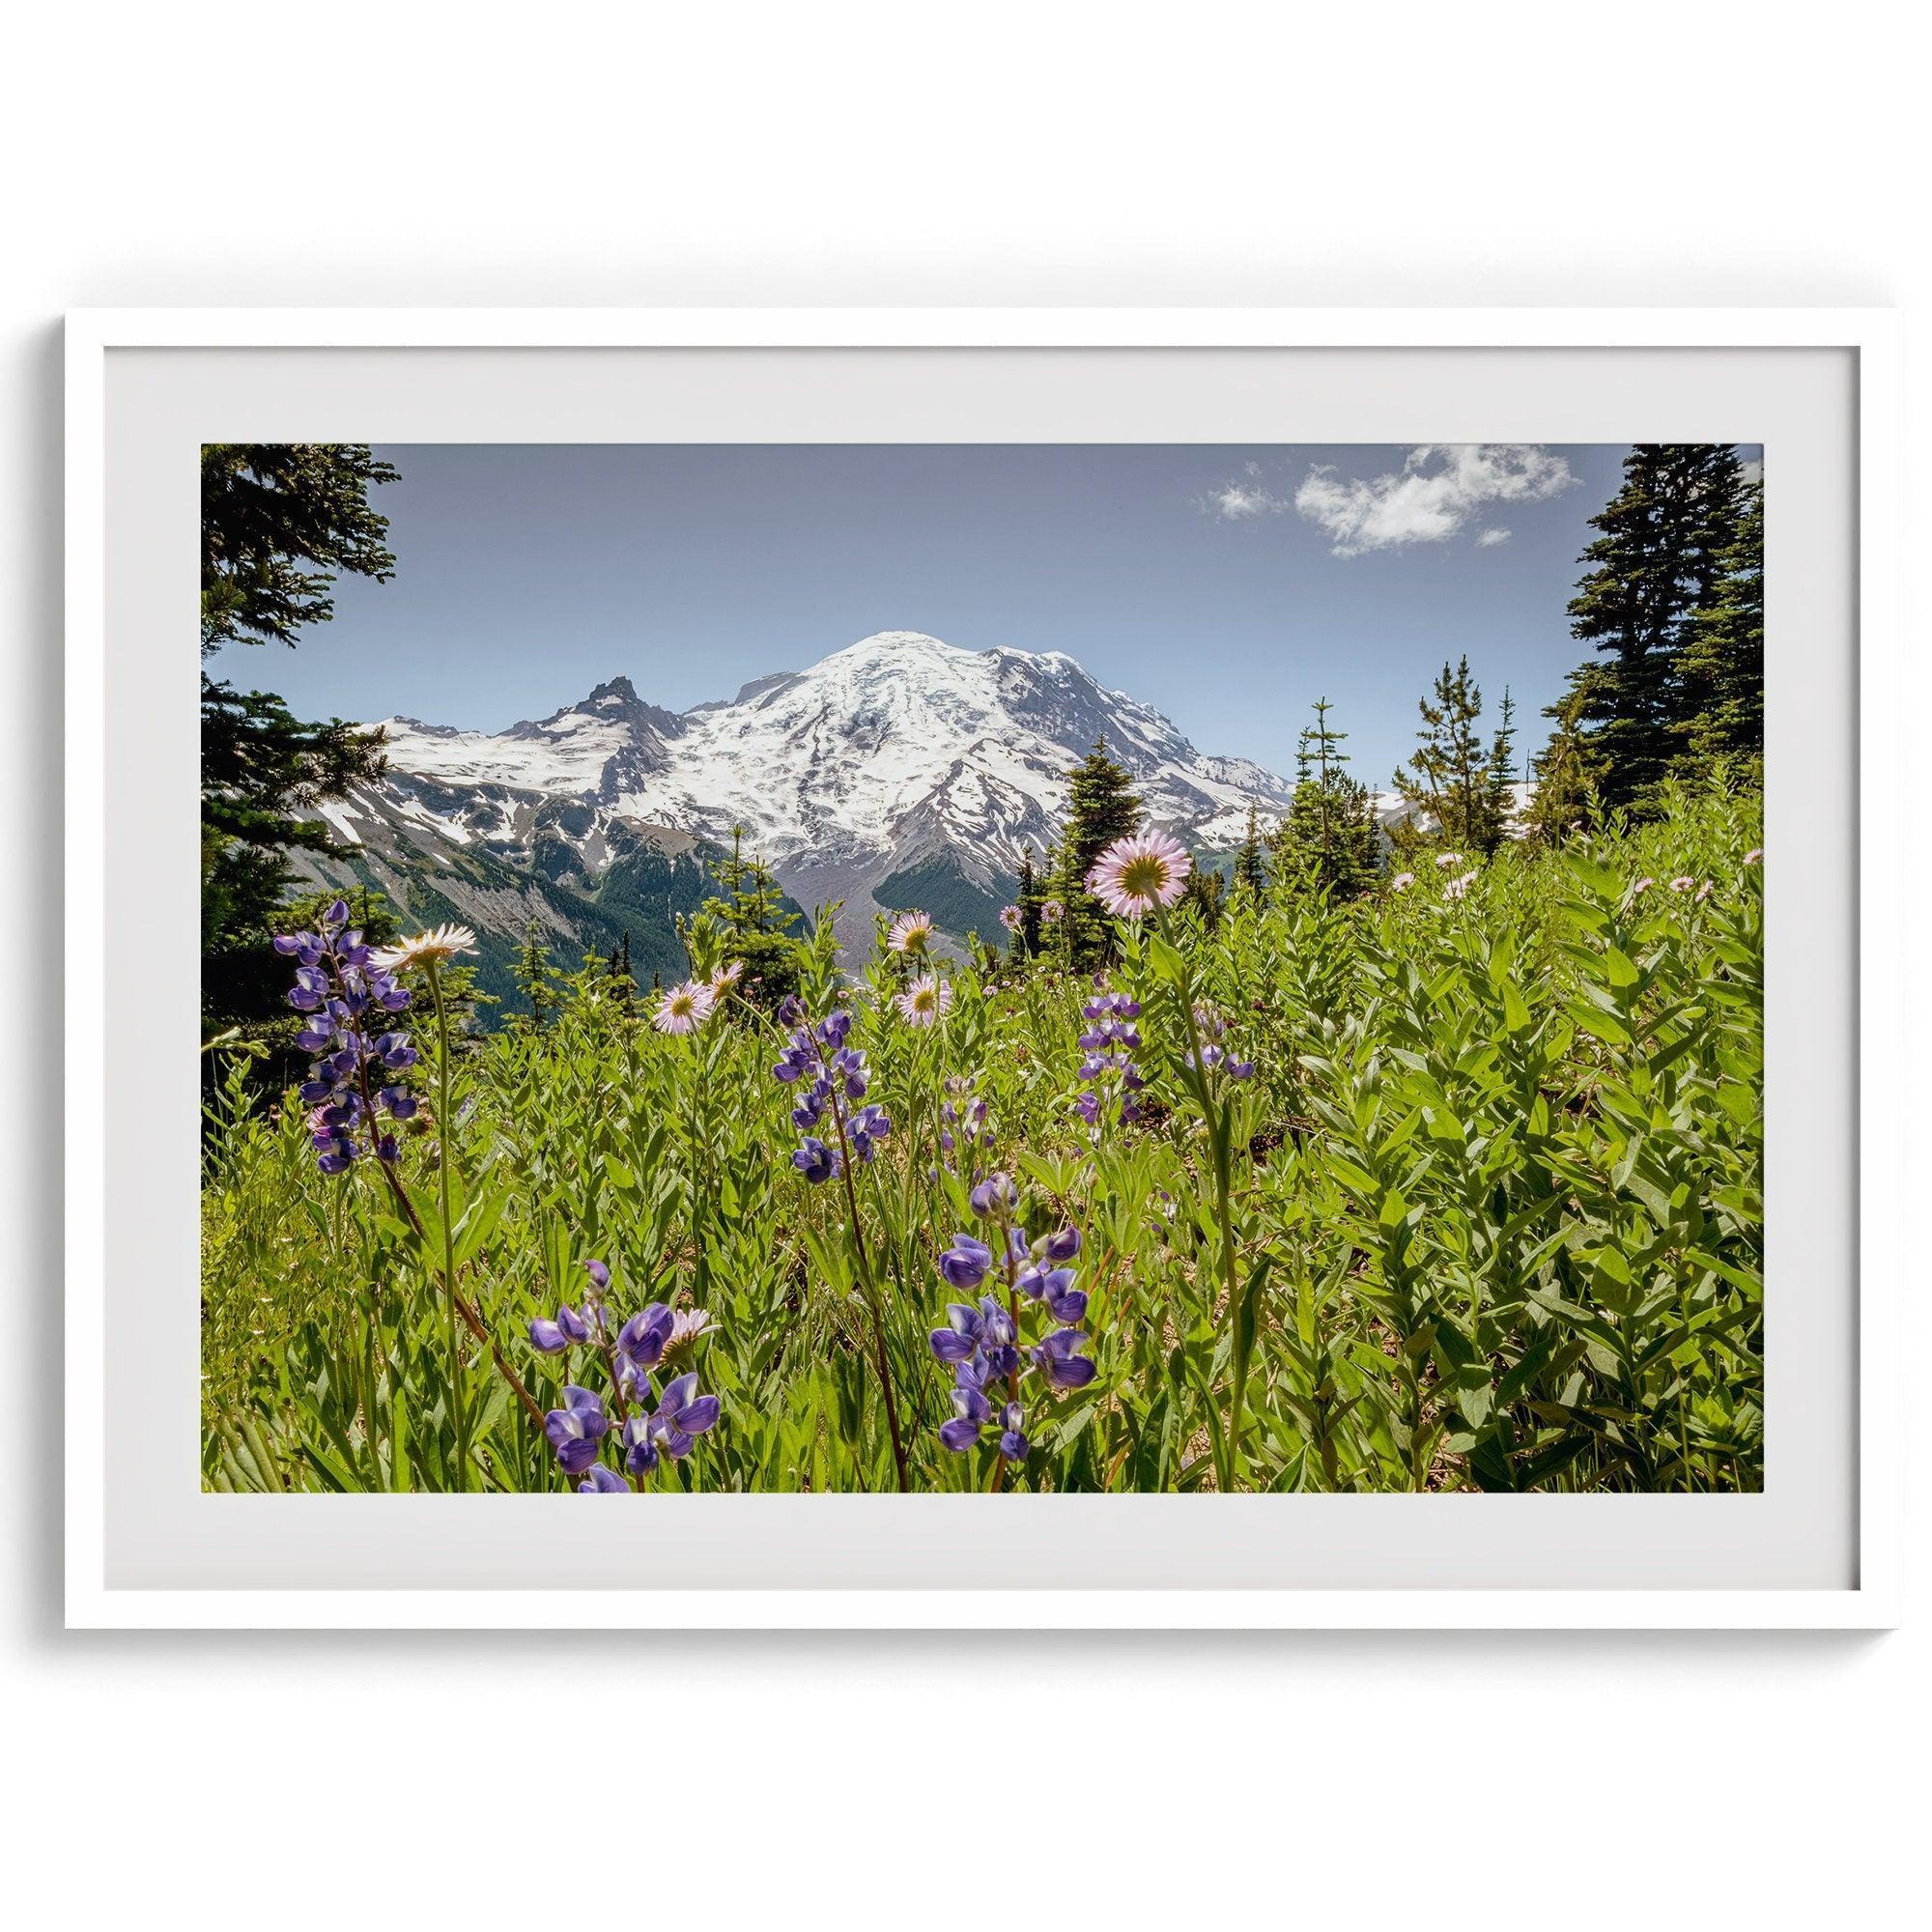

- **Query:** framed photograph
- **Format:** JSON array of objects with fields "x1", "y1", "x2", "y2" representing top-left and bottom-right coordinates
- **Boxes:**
[{"x1": 66, "y1": 309, "x2": 1901, "y2": 1629}]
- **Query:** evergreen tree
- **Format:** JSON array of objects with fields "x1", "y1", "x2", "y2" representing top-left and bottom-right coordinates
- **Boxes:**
[
  {"x1": 514, "y1": 920, "x2": 560, "y2": 1031},
  {"x1": 702, "y1": 824, "x2": 804, "y2": 1009},
  {"x1": 200, "y1": 444, "x2": 399, "y2": 1037},
  {"x1": 1558, "y1": 442, "x2": 1747, "y2": 810},
  {"x1": 1392, "y1": 659, "x2": 1501, "y2": 854},
  {"x1": 1233, "y1": 803, "x2": 1269, "y2": 898},
  {"x1": 1478, "y1": 686, "x2": 1520, "y2": 858},
  {"x1": 1271, "y1": 697, "x2": 1379, "y2": 897},
  {"x1": 1180, "y1": 864, "x2": 1226, "y2": 928},
  {"x1": 1674, "y1": 476, "x2": 1764, "y2": 767},
  {"x1": 1051, "y1": 738, "x2": 1143, "y2": 969},
  {"x1": 604, "y1": 929, "x2": 637, "y2": 1017},
  {"x1": 1524, "y1": 688, "x2": 1598, "y2": 844},
  {"x1": 1014, "y1": 846, "x2": 1044, "y2": 957}
]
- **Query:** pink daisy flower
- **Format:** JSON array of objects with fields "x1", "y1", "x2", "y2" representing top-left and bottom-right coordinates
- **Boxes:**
[
  {"x1": 1390, "y1": 871, "x2": 1415, "y2": 892},
  {"x1": 998, "y1": 904, "x2": 1022, "y2": 932},
  {"x1": 653, "y1": 980, "x2": 716, "y2": 1035},
  {"x1": 1086, "y1": 830, "x2": 1193, "y2": 918},
  {"x1": 886, "y1": 910, "x2": 934, "y2": 955},
  {"x1": 1040, "y1": 898, "x2": 1065, "y2": 924},
  {"x1": 663, "y1": 1307, "x2": 716, "y2": 1355},
  {"x1": 709, "y1": 958, "x2": 746, "y2": 1000},
  {"x1": 1744, "y1": 847, "x2": 1763, "y2": 867},
  {"x1": 1442, "y1": 869, "x2": 1478, "y2": 900},
  {"x1": 895, "y1": 973, "x2": 952, "y2": 1028},
  {"x1": 1669, "y1": 875, "x2": 1695, "y2": 894},
  {"x1": 1435, "y1": 851, "x2": 1464, "y2": 870}
]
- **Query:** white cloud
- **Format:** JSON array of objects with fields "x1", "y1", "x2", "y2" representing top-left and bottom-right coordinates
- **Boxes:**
[
  {"x1": 1476, "y1": 526, "x2": 1513, "y2": 548},
  {"x1": 1204, "y1": 481, "x2": 1291, "y2": 520},
  {"x1": 1292, "y1": 444, "x2": 1575, "y2": 557}
]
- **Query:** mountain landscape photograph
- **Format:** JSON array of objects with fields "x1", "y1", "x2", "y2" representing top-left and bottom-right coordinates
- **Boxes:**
[{"x1": 201, "y1": 440, "x2": 1764, "y2": 1497}]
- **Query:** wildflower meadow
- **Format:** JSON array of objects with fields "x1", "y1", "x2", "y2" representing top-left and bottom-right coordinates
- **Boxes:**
[{"x1": 201, "y1": 784, "x2": 1764, "y2": 1496}]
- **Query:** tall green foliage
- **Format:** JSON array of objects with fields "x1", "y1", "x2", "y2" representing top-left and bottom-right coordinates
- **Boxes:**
[{"x1": 203, "y1": 787, "x2": 1764, "y2": 1495}]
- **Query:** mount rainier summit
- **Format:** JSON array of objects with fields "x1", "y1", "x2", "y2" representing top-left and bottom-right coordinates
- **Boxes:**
[{"x1": 299, "y1": 630, "x2": 1301, "y2": 999}]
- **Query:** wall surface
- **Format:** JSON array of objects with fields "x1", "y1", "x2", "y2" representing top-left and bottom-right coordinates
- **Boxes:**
[{"x1": 6, "y1": 5, "x2": 1920, "y2": 1924}]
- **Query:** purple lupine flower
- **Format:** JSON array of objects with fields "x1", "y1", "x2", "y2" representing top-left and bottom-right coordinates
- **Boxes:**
[
  {"x1": 621, "y1": 1412, "x2": 660, "y2": 1475},
  {"x1": 928, "y1": 1294, "x2": 1014, "y2": 1366},
  {"x1": 939, "y1": 1234, "x2": 993, "y2": 1291},
  {"x1": 650, "y1": 1372, "x2": 722, "y2": 1459},
  {"x1": 847, "y1": 1102, "x2": 893, "y2": 1162},
  {"x1": 1017, "y1": 1263, "x2": 1087, "y2": 1325},
  {"x1": 969, "y1": 1172, "x2": 1019, "y2": 1219},
  {"x1": 792, "y1": 1137, "x2": 839, "y2": 1184},
  {"x1": 831, "y1": 1046, "x2": 870, "y2": 1101},
  {"x1": 544, "y1": 1385, "x2": 611, "y2": 1474},
  {"x1": 939, "y1": 1377, "x2": 994, "y2": 1452},
  {"x1": 998, "y1": 1404, "x2": 1030, "y2": 1461},
  {"x1": 528, "y1": 1302, "x2": 592, "y2": 1353},
  {"x1": 614, "y1": 1303, "x2": 675, "y2": 1393},
  {"x1": 936, "y1": 1077, "x2": 992, "y2": 1172},
  {"x1": 1033, "y1": 1327, "x2": 1097, "y2": 1389},
  {"x1": 928, "y1": 1302, "x2": 984, "y2": 1364},
  {"x1": 578, "y1": 1463, "x2": 628, "y2": 1493}
]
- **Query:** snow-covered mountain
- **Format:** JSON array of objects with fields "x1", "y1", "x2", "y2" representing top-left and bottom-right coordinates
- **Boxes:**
[{"x1": 321, "y1": 631, "x2": 1299, "y2": 954}]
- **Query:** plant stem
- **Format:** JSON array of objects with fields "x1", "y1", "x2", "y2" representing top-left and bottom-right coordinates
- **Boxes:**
[
  {"x1": 426, "y1": 963, "x2": 469, "y2": 1491},
  {"x1": 1155, "y1": 903, "x2": 1244, "y2": 1489},
  {"x1": 829, "y1": 1090, "x2": 909, "y2": 1492}
]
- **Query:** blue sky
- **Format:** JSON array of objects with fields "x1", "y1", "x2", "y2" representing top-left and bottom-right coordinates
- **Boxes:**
[{"x1": 207, "y1": 441, "x2": 1740, "y2": 788}]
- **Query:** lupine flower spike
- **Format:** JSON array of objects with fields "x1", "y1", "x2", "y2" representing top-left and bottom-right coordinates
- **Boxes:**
[
  {"x1": 774, "y1": 1006, "x2": 891, "y2": 1181},
  {"x1": 277, "y1": 900, "x2": 419, "y2": 1173},
  {"x1": 927, "y1": 1170, "x2": 1097, "y2": 1468}
]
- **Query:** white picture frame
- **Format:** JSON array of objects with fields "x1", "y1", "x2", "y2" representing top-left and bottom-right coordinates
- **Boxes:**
[{"x1": 66, "y1": 308, "x2": 1905, "y2": 1630}]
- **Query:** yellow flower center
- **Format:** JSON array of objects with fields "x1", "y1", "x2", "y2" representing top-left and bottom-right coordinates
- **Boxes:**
[{"x1": 1119, "y1": 855, "x2": 1167, "y2": 899}]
